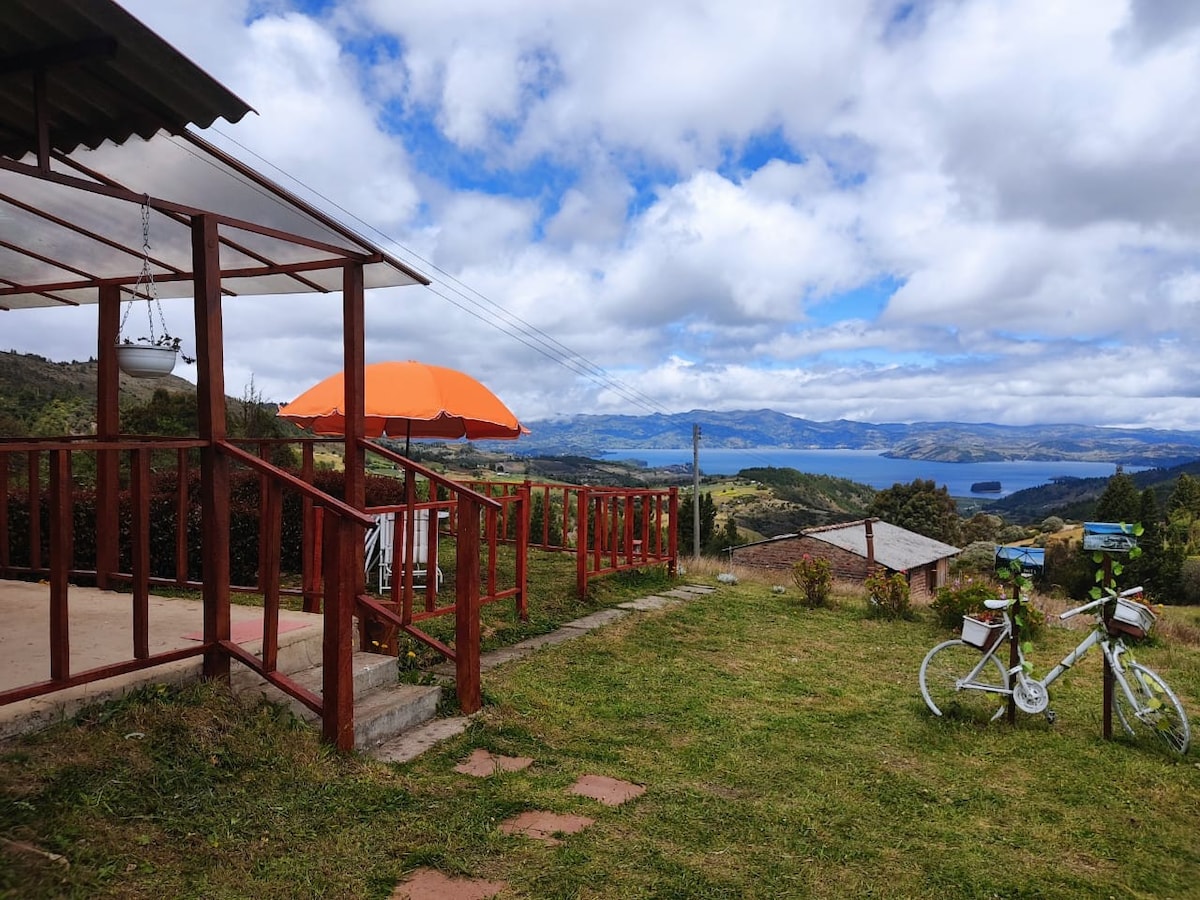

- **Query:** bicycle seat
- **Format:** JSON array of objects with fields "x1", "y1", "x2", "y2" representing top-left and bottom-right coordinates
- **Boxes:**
[{"x1": 983, "y1": 598, "x2": 1009, "y2": 611}]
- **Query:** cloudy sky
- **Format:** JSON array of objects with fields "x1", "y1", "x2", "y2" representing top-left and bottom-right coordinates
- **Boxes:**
[{"x1": 10, "y1": 0, "x2": 1200, "y2": 429}]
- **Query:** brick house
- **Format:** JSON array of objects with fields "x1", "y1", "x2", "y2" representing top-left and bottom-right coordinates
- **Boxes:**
[{"x1": 730, "y1": 518, "x2": 959, "y2": 601}]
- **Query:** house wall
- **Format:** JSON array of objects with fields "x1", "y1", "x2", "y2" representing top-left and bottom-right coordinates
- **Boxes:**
[
  {"x1": 731, "y1": 535, "x2": 947, "y2": 601},
  {"x1": 731, "y1": 536, "x2": 871, "y2": 582}
]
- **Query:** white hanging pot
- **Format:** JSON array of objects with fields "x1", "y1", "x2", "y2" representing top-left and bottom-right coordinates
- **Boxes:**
[{"x1": 116, "y1": 340, "x2": 179, "y2": 378}]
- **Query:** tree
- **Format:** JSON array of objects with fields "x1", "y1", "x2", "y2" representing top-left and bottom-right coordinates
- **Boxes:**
[
  {"x1": 962, "y1": 513, "x2": 1003, "y2": 543},
  {"x1": 676, "y1": 489, "x2": 716, "y2": 553},
  {"x1": 869, "y1": 478, "x2": 961, "y2": 545},
  {"x1": 122, "y1": 388, "x2": 197, "y2": 436},
  {"x1": 1094, "y1": 467, "x2": 1140, "y2": 523},
  {"x1": 706, "y1": 516, "x2": 741, "y2": 556},
  {"x1": 1167, "y1": 473, "x2": 1200, "y2": 519}
]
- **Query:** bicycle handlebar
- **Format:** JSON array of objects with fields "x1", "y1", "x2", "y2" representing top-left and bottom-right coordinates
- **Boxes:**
[{"x1": 1060, "y1": 596, "x2": 1106, "y2": 620}]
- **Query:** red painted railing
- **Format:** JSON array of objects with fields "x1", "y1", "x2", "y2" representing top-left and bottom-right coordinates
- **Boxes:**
[
  {"x1": 463, "y1": 480, "x2": 678, "y2": 597},
  {"x1": 0, "y1": 437, "x2": 507, "y2": 747}
]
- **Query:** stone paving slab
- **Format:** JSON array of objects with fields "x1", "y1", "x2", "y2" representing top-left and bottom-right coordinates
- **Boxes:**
[
  {"x1": 661, "y1": 588, "x2": 703, "y2": 599},
  {"x1": 680, "y1": 584, "x2": 715, "y2": 593},
  {"x1": 569, "y1": 774, "x2": 646, "y2": 806},
  {"x1": 561, "y1": 609, "x2": 630, "y2": 630},
  {"x1": 390, "y1": 867, "x2": 506, "y2": 900},
  {"x1": 369, "y1": 716, "x2": 472, "y2": 764},
  {"x1": 510, "y1": 629, "x2": 586, "y2": 651},
  {"x1": 617, "y1": 596, "x2": 677, "y2": 611},
  {"x1": 499, "y1": 810, "x2": 594, "y2": 845},
  {"x1": 454, "y1": 748, "x2": 534, "y2": 777}
]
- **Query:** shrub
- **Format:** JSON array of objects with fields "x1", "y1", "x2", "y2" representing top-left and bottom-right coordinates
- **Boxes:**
[
  {"x1": 1040, "y1": 516, "x2": 1065, "y2": 533},
  {"x1": 931, "y1": 580, "x2": 1003, "y2": 630},
  {"x1": 791, "y1": 555, "x2": 832, "y2": 608},
  {"x1": 1179, "y1": 557, "x2": 1200, "y2": 605},
  {"x1": 865, "y1": 570, "x2": 910, "y2": 620}
]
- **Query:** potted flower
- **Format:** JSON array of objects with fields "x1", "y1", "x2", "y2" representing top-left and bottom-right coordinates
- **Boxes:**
[
  {"x1": 961, "y1": 608, "x2": 1005, "y2": 651},
  {"x1": 115, "y1": 335, "x2": 182, "y2": 378}
]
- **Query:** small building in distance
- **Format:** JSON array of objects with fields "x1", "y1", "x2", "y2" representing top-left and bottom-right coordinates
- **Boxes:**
[{"x1": 730, "y1": 518, "x2": 960, "y2": 600}]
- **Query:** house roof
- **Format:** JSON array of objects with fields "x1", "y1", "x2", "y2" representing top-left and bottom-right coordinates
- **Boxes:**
[
  {"x1": 0, "y1": 0, "x2": 253, "y2": 160},
  {"x1": 0, "y1": 0, "x2": 429, "y2": 312},
  {"x1": 735, "y1": 518, "x2": 960, "y2": 571}
]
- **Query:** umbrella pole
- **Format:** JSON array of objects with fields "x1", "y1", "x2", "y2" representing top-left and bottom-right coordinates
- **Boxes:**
[{"x1": 405, "y1": 422, "x2": 411, "y2": 458}]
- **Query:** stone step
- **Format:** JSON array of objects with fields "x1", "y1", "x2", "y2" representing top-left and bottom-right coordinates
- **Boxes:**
[{"x1": 353, "y1": 681, "x2": 442, "y2": 749}]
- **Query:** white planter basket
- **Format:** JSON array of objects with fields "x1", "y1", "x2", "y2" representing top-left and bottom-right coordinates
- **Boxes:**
[
  {"x1": 1109, "y1": 596, "x2": 1156, "y2": 640},
  {"x1": 962, "y1": 615, "x2": 1005, "y2": 651},
  {"x1": 116, "y1": 343, "x2": 178, "y2": 378}
]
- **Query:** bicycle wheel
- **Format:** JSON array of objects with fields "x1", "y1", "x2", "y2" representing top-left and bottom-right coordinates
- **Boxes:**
[
  {"x1": 920, "y1": 640, "x2": 1009, "y2": 723},
  {"x1": 1111, "y1": 661, "x2": 1191, "y2": 755}
]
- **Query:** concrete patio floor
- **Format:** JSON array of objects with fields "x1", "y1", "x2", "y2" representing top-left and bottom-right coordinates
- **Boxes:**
[{"x1": 0, "y1": 579, "x2": 323, "y2": 740}]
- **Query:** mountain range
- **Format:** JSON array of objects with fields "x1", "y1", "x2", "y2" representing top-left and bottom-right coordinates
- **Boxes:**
[{"x1": 511, "y1": 409, "x2": 1200, "y2": 466}]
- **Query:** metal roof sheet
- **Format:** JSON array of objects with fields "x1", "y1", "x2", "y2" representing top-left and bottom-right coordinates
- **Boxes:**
[
  {"x1": 0, "y1": 1, "x2": 429, "y2": 311},
  {"x1": 0, "y1": 0, "x2": 253, "y2": 160},
  {"x1": 806, "y1": 519, "x2": 960, "y2": 570}
]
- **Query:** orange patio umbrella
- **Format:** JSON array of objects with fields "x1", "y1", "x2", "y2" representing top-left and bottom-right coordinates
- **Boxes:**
[{"x1": 277, "y1": 360, "x2": 527, "y2": 450}]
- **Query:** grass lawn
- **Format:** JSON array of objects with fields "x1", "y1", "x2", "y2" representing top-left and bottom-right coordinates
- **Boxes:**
[{"x1": 2, "y1": 575, "x2": 1198, "y2": 898}]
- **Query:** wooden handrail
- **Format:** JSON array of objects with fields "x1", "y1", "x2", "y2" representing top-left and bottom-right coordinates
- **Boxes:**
[
  {"x1": 361, "y1": 439, "x2": 502, "y2": 510},
  {"x1": 217, "y1": 441, "x2": 375, "y2": 527}
]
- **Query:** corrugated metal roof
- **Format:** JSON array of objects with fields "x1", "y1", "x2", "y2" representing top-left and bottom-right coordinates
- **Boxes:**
[
  {"x1": 0, "y1": 0, "x2": 253, "y2": 160},
  {"x1": 807, "y1": 519, "x2": 959, "y2": 571},
  {"x1": 734, "y1": 519, "x2": 959, "y2": 570},
  {"x1": 0, "y1": 1, "x2": 429, "y2": 310}
]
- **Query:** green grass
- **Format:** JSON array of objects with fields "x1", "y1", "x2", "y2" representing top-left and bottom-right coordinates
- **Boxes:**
[{"x1": 2, "y1": 580, "x2": 1198, "y2": 898}]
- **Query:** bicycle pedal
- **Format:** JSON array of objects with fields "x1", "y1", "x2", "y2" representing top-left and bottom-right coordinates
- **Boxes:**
[{"x1": 1044, "y1": 710, "x2": 1057, "y2": 725}]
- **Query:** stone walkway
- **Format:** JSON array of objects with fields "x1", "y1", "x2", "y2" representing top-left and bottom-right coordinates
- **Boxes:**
[{"x1": 386, "y1": 583, "x2": 714, "y2": 900}]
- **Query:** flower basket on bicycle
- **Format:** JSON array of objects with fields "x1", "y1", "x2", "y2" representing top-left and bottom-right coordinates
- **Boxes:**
[
  {"x1": 961, "y1": 614, "x2": 1005, "y2": 651},
  {"x1": 1105, "y1": 595, "x2": 1156, "y2": 641}
]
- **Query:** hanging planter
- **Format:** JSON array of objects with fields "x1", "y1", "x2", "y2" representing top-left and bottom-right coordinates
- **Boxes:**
[
  {"x1": 117, "y1": 198, "x2": 192, "y2": 379},
  {"x1": 116, "y1": 337, "x2": 181, "y2": 378}
]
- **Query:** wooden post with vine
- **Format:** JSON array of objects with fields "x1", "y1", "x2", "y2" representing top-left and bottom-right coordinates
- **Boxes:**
[{"x1": 1101, "y1": 553, "x2": 1114, "y2": 740}]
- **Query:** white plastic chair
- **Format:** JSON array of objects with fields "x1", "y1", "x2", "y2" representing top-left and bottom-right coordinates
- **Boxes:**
[{"x1": 366, "y1": 510, "x2": 443, "y2": 592}]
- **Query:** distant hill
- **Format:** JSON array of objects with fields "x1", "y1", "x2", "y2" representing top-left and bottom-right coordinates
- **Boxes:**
[
  {"x1": 514, "y1": 410, "x2": 1200, "y2": 466},
  {"x1": 983, "y1": 459, "x2": 1200, "y2": 522}
]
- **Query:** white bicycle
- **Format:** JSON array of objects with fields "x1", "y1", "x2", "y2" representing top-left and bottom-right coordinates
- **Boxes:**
[{"x1": 919, "y1": 589, "x2": 1191, "y2": 755}]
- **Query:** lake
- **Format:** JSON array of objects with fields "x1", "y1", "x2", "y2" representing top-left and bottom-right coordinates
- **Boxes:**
[{"x1": 601, "y1": 448, "x2": 1145, "y2": 498}]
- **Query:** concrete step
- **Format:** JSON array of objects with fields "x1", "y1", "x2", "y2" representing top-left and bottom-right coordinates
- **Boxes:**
[
  {"x1": 353, "y1": 682, "x2": 442, "y2": 750},
  {"x1": 237, "y1": 649, "x2": 441, "y2": 750}
]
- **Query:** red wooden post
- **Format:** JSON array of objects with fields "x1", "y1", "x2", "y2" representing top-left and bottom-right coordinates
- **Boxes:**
[
  {"x1": 455, "y1": 495, "x2": 482, "y2": 714},
  {"x1": 342, "y1": 262, "x2": 366, "y2": 589},
  {"x1": 576, "y1": 487, "x2": 589, "y2": 598},
  {"x1": 175, "y1": 448, "x2": 189, "y2": 586},
  {"x1": 131, "y1": 449, "x2": 150, "y2": 659},
  {"x1": 667, "y1": 487, "x2": 679, "y2": 577},
  {"x1": 515, "y1": 482, "x2": 529, "y2": 620},
  {"x1": 48, "y1": 449, "x2": 71, "y2": 681},
  {"x1": 0, "y1": 451, "x2": 9, "y2": 574},
  {"x1": 28, "y1": 450, "x2": 41, "y2": 573},
  {"x1": 301, "y1": 442, "x2": 318, "y2": 612},
  {"x1": 261, "y1": 479, "x2": 282, "y2": 673},
  {"x1": 193, "y1": 213, "x2": 231, "y2": 681},
  {"x1": 321, "y1": 515, "x2": 355, "y2": 750},
  {"x1": 96, "y1": 283, "x2": 121, "y2": 590},
  {"x1": 624, "y1": 495, "x2": 635, "y2": 564}
]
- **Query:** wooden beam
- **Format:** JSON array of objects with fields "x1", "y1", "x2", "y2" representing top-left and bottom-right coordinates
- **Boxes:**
[
  {"x1": 192, "y1": 213, "x2": 230, "y2": 682},
  {"x1": 343, "y1": 263, "x2": 366, "y2": 599},
  {"x1": 95, "y1": 284, "x2": 120, "y2": 590}
]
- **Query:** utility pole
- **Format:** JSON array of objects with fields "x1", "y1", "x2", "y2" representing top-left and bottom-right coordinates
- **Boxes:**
[{"x1": 692, "y1": 423, "x2": 701, "y2": 558}]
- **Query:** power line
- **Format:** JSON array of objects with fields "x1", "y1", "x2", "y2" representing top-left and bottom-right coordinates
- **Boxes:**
[{"x1": 200, "y1": 128, "x2": 672, "y2": 416}]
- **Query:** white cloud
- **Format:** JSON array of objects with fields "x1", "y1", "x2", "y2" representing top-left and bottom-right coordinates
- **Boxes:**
[{"x1": 9, "y1": 0, "x2": 1200, "y2": 432}]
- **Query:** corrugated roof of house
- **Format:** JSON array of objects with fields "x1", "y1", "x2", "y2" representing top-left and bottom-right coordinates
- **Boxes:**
[
  {"x1": 808, "y1": 519, "x2": 959, "y2": 570},
  {"x1": 733, "y1": 518, "x2": 960, "y2": 571}
]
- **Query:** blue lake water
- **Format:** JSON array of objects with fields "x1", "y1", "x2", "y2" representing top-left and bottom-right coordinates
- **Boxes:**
[{"x1": 601, "y1": 448, "x2": 1146, "y2": 498}]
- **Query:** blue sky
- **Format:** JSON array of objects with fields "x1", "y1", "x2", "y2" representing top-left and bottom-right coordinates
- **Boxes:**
[{"x1": 9, "y1": 0, "x2": 1200, "y2": 430}]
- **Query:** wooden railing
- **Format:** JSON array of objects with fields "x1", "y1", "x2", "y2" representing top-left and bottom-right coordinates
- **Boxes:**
[
  {"x1": 357, "y1": 442, "x2": 512, "y2": 699},
  {"x1": 462, "y1": 480, "x2": 678, "y2": 596}
]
